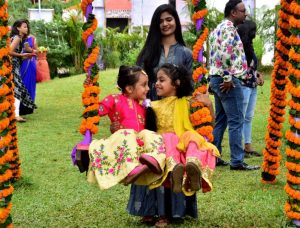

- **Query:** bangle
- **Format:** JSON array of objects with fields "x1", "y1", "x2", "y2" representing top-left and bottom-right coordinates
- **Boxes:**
[{"x1": 223, "y1": 75, "x2": 232, "y2": 82}]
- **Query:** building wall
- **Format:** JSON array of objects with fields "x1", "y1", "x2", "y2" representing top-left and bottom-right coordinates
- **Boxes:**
[
  {"x1": 28, "y1": 9, "x2": 54, "y2": 22},
  {"x1": 62, "y1": 0, "x2": 191, "y2": 31},
  {"x1": 131, "y1": 0, "x2": 168, "y2": 27},
  {"x1": 93, "y1": 0, "x2": 105, "y2": 29},
  {"x1": 131, "y1": 0, "x2": 191, "y2": 30}
]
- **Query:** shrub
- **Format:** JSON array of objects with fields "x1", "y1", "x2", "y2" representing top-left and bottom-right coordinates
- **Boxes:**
[
  {"x1": 31, "y1": 20, "x2": 74, "y2": 78},
  {"x1": 96, "y1": 28, "x2": 144, "y2": 69}
]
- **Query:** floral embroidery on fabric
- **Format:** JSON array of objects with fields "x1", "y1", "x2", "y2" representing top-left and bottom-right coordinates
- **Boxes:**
[
  {"x1": 136, "y1": 138, "x2": 144, "y2": 147},
  {"x1": 138, "y1": 114, "x2": 145, "y2": 125},
  {"x1": 121, "y1": 130, "x2": 131, "y2": 136},
  {"x1": 90, "y1": 144, "x2": 109, "y2": 175},
  {"x1": 135, "y1": 137, "x2": 145, "y2": 159},
  {"x1": 91, "y1": 139, "x2": 135, "y2": 176},
  {"x1": 150, "y1": 137, "x2": 166, "y2": 155}
]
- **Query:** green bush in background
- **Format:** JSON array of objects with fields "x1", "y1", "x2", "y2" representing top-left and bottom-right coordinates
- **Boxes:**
[
  {"x1": 95, "y1": 27, "x2": 145, "y2": 69},
  {"x1": 30, "y1": 20, "x2": 74, "y2": 78}
]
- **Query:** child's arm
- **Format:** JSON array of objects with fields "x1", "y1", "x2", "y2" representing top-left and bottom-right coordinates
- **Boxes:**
[
  {"x1": 98, "y1": 95, "x2": 115, "y2": 117},
  {"x1": 98, "y1": 94, "x2": 122, "y2": 133}
]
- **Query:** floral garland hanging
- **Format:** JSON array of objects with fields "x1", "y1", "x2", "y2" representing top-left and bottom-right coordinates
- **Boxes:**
[
  {"x1": 284, "y1": 0, "x2": 300, "y2": 224},
  {"x1": 79, "y1": 0, "x2": 100, "y2": 136},
  {"x1": 261, "y1": 0, "x2": 290, "y2": 184},
  {"x1": 189, "y1": 0, "x2": 214, "y2": 142},
  {"x1": 0, "y1": 1, "x2": 15, "y2": 227}
]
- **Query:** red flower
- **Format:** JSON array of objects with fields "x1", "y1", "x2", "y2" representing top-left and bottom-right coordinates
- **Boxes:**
[{"x1": 136, "y1": 138, "x2": 144, "y2": 147}]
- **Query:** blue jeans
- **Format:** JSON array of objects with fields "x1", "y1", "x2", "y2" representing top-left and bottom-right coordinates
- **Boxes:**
[
  {"x1": 242, "y1": 86, "x2": 257, "y2": 144},
  {"x1": 209, "y1": 76, "x2": 245, "y2": 166}
]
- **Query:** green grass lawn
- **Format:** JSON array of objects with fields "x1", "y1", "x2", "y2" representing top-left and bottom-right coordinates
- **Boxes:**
[{"x1": 11, "y1": 69, "x2": 292, "y2": 227}]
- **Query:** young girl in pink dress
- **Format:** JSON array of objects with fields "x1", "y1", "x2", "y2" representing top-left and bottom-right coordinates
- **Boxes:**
[
  {"x1": 87, "y1": 66, "x2": 166, "y2": 190},
  {"x1": 144, "y1": 63, "x2": 220, "y2": 225}
]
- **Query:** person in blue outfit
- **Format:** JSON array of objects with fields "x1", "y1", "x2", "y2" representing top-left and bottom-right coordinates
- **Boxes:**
[
  {"x1": 208, "y1": 0, "x2": 259, "y2": 170},
  {"x1": 10, "y1": 19, "x2": 36, "y2": 122},
  {"x1": 20, "y1": 24, "x2": 38, "y2": 115},
  {"x1": 237, "y1": 19, "x2": 264, "y2": 157},
  {"x1": 127, "y1": 4, "x2": 195, "y2": 227}
]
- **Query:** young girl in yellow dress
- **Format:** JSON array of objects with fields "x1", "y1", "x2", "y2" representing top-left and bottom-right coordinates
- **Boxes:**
[
  {"x1": 87, "y1": 66, "x2": 166, "y2": 190},
  {"x1": 144, "y1": 63, "x2": 220, "y2": 225}
]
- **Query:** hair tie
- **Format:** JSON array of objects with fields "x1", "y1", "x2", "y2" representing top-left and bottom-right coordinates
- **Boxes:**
[{"x1": 141, "y1": 70, "x2": 148, "y2": 76}]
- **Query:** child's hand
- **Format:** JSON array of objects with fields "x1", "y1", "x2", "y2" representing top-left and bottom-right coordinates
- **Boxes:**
[
  {"x1": 193, "y1": 90, "x2": 212, "y2": 107},
  {"x1": 256, "y1": 72, "x2": 264, "y2": 86},
  {"x1": 110, "y1": 121, "x2": 121, "y2": 133},
  {"x1": 22, "y1": 52, "x2": 35, "y2": 59}
]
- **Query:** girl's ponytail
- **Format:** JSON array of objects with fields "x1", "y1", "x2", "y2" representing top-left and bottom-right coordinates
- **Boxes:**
[{"x1": 145, "y1": 107, "x2": 157, "y2": 132}]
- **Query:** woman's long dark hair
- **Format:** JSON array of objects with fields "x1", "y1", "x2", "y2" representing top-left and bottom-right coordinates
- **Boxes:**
[
  {"x1": 10, "y1": 19, "x2": 30, "y2": 38},
  {"x1": 136, "y1": 4, "x2": 185, "y2": 82},
  {"x1": 237, "y1": 20, "x2": 257, "y2": 67},
  {"x1": 145, "y1": 107, "x2": 157, "y2": 132}
]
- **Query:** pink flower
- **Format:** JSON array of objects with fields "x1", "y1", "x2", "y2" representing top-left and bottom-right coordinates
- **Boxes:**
[
  {"x1": 122, "y1": 130, "x2": 130, "y2": 136},
  {"x1": 136, "y1": 138, "x2": 144, "y2": 147},
  {"x1": 216, "y1": 59, "x2": 222, "y2": 68},
  {"x1": 227, "y1": 46, "x2": 233, "y2": 54},
  {"x1": 92, "y1": 162, "x2": 101, "y2": 168},
  {"x1": 95, "y1": 151, "x2": 101, "y2": 156},
  {"x1": 109, "y1": 168, "x2": 114, "y2": 173},
  {"x1": 158, "y1": 145, "x2": 165, "y2": 153},
  {"x1": 95, "y1": 158, "x2": 102, "y2": 163},
  {"x1": 126, "y1": 158, "x2": 132, "y2": 162}
]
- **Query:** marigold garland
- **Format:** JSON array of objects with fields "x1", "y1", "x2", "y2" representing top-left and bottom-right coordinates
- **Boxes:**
[
  {"x1": 265, "y1": 145, "x2": 281, "y2": 156},
  {"x1": 285, "y1": 183, "x2": 300, "y2": 201},
  {"x1": 285, "y1": 202, "x2": 300, "y2": 220},
  {"x1": 0, "y1": 1, "x2": 14, "y2": 226},
  {"x1": 192, "y1": 27, "x2": 209, "y2": 61},
  {"x1": 192, "y1": 85, "x2": 207, "y2": 97},
  {"x1": 288, "y1": 115, "x2": 300, "y2": 130},
  {"x1": 189, "y1": 0, "x2": 214, "y2": 142},
  {"x1": 78, "y1": 0, "x2": 101, "y2": 139},
  {"x1": 0, "y1": 185, "x2": 13, "y2": 199},
  {"x1": 190, "y1": 107, "x2": 212, "y2": 126},
  {"x1": 287, "y1": 172, "x2": 300, "y2": 184},
  {"x1": 192, "y1": 9, "x2": 208, "y2": 23},
  {"x1": 276, "y1": 40, "x2": 289, "y2": 56},
  {"x1": 283, "y1": 0, "x2": 300, "y2": 222},
  {"x1": 262, "y1": 3, "x2": 291, "y2": 185},
  {"x1": 0, "y1": 203, "x2": 12, "y2": 224},
  {"x1": 278, "y1": 18, "x2": 291, "y2": 30},
  {"x1": 0, "y1": 149, "x2": 13, "y2": 166},
  {"x1": 192, "y1": 66, "x2": 207, "y2": 82},
  {"x1": 261, "y1": 179, "x2": 278, "y2": 184}
]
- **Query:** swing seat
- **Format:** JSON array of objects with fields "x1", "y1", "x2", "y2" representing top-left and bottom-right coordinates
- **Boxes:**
[{"x1": 75, "y1": 144, "x2": 90, "y2": 173}]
